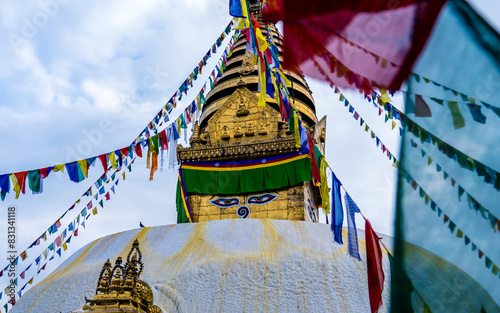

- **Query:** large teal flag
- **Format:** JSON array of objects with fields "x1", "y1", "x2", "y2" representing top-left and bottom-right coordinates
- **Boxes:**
[{"x1": 393, "y1": 0, "x2": 500, "y2": 312}]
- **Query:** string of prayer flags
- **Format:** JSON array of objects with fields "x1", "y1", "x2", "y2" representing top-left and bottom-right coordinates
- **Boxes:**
[
  {"x1": 0, "y1": 22, "x2": 236, "y2": 202},
  {"x1": 0, "y1": 162, "x2": 128, "y2": 310},
  {"x1": 409, "y1": 73, "x2": 500, "y2": 121},
  {"x1": 0, "y1": 160, "x2": 127, "y2": 285},
  {"x1": 404, "y1": 116, "x2": 500, "y2": 190},
  {"x1": 409, "y1": 140, "x2": 500, "y2": 235},
  {"x1": 336, "y1": 92, "x2": 400, "y2": 166},
  {"x1": 400, "y1": 170, "x2": 500, "y2": 279}
]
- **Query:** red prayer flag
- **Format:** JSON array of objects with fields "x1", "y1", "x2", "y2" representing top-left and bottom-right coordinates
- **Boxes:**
[
  {"x1": 41, "y1": 263, "x2": 46, "y2": 270},
  {"x1": 105, "y1": 192, "x2": 110, "y2": 201},
  {"x1": 14, "y1": 171, "x2": 28, "y2": 194},
  {"x1": 263, "y1": 0, "x2": 446, "y2": 92},
  {"x1": 39, "y1": 167, "x2": 51, "y2": 179},
  {"x1": 307, "y1": 134, "x2": 321, "y2": 185},
  {"x1": 120, "y1": 147, "x2": 129, "y2": 158},
  {"x1": 135, "y1": 144, "x2": 143, "y2": 158},
  {"x1": 98, "y1": 154, "x2": 108, "y2": 174},
  {"x1": 20, "y1": 271, "x2": 25, "y2": 279},
  {"x1": 414, "y1": 95, "x2": 432, "y2": 117},
  {"x1": 160, "y1": 130, "x2": 169, "y2": 150},
  {"x1": 365, "y1": 219, "x2": 385, "y2": 313}
]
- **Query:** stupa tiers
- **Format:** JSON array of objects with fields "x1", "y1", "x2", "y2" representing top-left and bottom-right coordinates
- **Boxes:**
[{"x1": 176, "y1": 3, "x2": 327, "y2": 224}]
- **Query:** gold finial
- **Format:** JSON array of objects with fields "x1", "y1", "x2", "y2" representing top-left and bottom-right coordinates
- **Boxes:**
[{"x1": 82, "y1": 240, "x2": 160, "y2": 312}]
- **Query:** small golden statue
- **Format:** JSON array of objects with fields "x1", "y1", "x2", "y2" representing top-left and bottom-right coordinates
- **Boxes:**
[
  {"x1": 236, "y1": 97, "x2": 249, "y2": 116},
  {"x1": 221, "y1": 126, "x2": 230, "y2": 140}
]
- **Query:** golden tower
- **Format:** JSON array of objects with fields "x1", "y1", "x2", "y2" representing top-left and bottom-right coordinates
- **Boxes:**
[{"x1": 177, "y1": 3, "x2": 326, "y2": 223}]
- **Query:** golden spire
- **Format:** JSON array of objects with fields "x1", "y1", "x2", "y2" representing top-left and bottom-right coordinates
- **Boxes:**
[{"x1": 79, "y1": 239, "x2": 161, "y2": 313}]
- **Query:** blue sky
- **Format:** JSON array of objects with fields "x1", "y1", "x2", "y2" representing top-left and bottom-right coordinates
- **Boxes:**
[{"x1": 0, "y1": 0, "x2": 499, "y2": 301}]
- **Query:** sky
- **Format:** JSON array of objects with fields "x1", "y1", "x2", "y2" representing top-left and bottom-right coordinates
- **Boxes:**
[{"x1": 0, "y1": 0, "x2": 499, "y2": 303}]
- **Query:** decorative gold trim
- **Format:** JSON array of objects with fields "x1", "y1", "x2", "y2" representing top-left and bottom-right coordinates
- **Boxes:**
[{"x1": 178, "y1": 138, "x2": 298, "y2": 161}]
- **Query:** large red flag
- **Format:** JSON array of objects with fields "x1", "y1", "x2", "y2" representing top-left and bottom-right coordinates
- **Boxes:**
[
  {"x1": 365, "y1": 219, "x2": 385, "y2": 313},
  {"x1": 263, "y1": 0, "x2": 447, "y2": 91}
]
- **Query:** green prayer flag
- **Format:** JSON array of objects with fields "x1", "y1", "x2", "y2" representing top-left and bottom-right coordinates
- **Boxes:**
[
  {"x1": 180, "y1": 114, "x2": 187, "y2": 129},
  {"x1": 447, "y1": 101, "x2": 466, "y2": 129},
  {"x1": 28, "y1": 169, "x2": 41, "y2": 194}
]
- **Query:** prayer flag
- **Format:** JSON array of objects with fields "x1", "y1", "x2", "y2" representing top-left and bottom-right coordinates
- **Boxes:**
[
  {"x1": 365, "y1": 219, "x2": 384, "y2": 313},
  {"x1": 344, "y1": 193, "x2": 360, "y2": 261},
  {"x1": 229, "y1": 0, "x2": 245, "y2": 18},
  {"x1": 263, "y1": 0, "x2": 447, "y2": 91},
  {"x1": 330, "y1": 172, "x2": 343, "y2": 244},
  {"x1": 27, "y1": 169, "x2": 42, "y2": 194},
  {"x1": 393, "y1": 1, "x2": 500, "y2": 311},
  {"x1": 0, "y1": 174, "x2": 10, "y2": 193}
]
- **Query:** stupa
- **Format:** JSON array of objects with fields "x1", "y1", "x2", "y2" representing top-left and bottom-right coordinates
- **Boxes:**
[{"x1": 175, "y1": 2, "x2": 326, "y2": 224}]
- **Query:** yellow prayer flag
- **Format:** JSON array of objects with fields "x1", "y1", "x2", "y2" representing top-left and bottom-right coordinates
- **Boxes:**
[
  {"x1": 27, "y1": 277, "x2": 34, "y2": 285},
  {"x1": 277, "y1": 69, "x2": 291, "y2": 87},
  {"x1": 380, "y1": 88, "x2": 392, "y2": 103},
  {"x1": 146, "y1": 150, "x2": 151, "y2": 169},
  {"x1": 53, "y1": 164, "x2": 65, "y2": 173},
  {"x1": 92, "y1": 207, "x2": 98, "y2": 215},
  {"x1": 62, "y1": 242, "x2": 68, "y2": 251},
  {"x1": 256, "y1": 28, "x2": 268, "y2": 52},
  {"x1": 392, "y1": 120, "x2": 396, "y2": 130},
  {"x1": 10, "y1": 174, "x2": 21, "y2": 199},
  {"x1": 196, "y1": 95, "x2": 201, "y2": 111},
  {"x1": 108, "y1": 152, "x2": 117, "y2": 169},
  {"x1": 122, "y1": 172, "x2": 126, "y2": 180},
  {"x1": 77, "y1": 160, "x2": 88, "y2": 178},
  {"x1": 293, "y1": 113, "x2": 300, "y2": 149},
  {"x1": 233, "y1": 17, "x2": 247, "y2": 30},
  {"x1": 319, "y1": 157, "x2": 330, "y2": 216},
  {"x1": 258, "y1": 62, "x2": 266, "y2": 107}
]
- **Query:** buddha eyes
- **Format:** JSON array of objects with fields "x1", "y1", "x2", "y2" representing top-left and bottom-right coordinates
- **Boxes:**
[
  {"x1": 247, "y1": 194, "x2": 278, "y2": 205},
  {"x1": 209, "y1": 198, "x2": 240, "y2": 208},
  {"x1": 209, "y1": 194, "x2": 278, "y2": 207}
]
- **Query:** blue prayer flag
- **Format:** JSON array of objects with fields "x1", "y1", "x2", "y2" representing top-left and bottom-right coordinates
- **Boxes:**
[
  {"x1": 0, "y1": 174, "x2": 10, "y2": 193},
  {"x1": 344, "y1": 193, "x2": 361, "y2": 261},
  {"x1": 331, "y1": 173, "x2": 343, "y2": 244},
  {"x1": 229, "y1": 0, "x2": 244, "y2": 18}
]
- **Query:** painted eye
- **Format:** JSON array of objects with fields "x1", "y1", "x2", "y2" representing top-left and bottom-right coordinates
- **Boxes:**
[
  {"x1": 210, "y1": 198, "x2": 240, "y2": 208},
  {"x1": 247, "y1": 194, "x2": 278, "y2": 205}
]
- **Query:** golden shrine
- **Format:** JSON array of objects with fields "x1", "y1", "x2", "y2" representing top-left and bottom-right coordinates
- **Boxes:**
[
  {"x1": 73, "y1": 239, "x2": 161, "y2": 313},
  {"x1": 177, "y1": 3, "x2": 327, "y2": 223}
]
